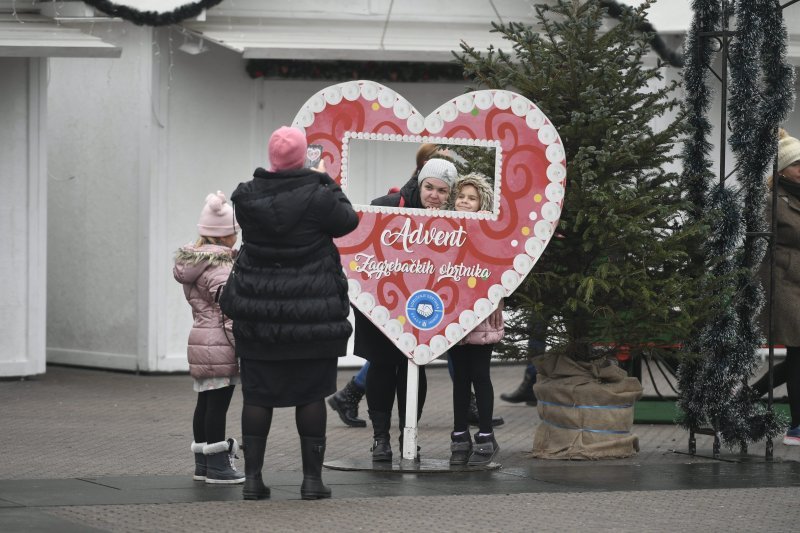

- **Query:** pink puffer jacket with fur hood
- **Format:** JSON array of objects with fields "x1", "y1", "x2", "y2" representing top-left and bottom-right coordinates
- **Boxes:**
[
  {"x1": 461, "y1": 299, "x2": 505, "y2": 345},
  {"x1": 174, "y1": 243, "x2": 238, "y2": 380}
]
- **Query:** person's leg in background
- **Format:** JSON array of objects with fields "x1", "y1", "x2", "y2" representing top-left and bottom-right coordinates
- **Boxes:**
[
  {"x1": 783, "y1": 346, "x2": 800, "y2": 445},
  {"x1": 327, "y1": 361, "x2": 369, "y2": 427},
  {"x1": 366, "y1": 360, "x2": 399, "y2": 461}
]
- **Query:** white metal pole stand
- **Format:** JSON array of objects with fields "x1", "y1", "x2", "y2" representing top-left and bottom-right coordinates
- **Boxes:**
[{"x1": 401, "y1": 359, "x2": 420, "y2": 465}]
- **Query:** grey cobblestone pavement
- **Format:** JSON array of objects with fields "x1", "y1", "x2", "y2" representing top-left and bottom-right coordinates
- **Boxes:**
[{"x1": 1, "y1": 363, "x2": 798, "y2": 532}]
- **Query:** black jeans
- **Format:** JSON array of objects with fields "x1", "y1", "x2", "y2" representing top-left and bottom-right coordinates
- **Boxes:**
[{"x1": 365, "y1": 359, "x2": 427, "y2": 430}]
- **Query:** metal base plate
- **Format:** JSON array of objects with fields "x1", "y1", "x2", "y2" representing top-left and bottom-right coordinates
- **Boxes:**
[{"x1": 324, "y1": 457, "x2": 502, "y2": 473}]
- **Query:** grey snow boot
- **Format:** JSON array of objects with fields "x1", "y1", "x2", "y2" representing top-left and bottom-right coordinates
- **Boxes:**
[
  {"x1": 449, "y1": 432, "x2": 472, "y2": 466},
  {"x1": 191, "y1": 441, "x2": 206, "y2": 480},
  {"x1": 300, "y1": 436, "x2": 332, "y2": 500},
  {"x1": 468, "y1": 432, "x2": 500, "y2": 466},
  {"x1": 204, "y1": 438, "x2": 245, "y2": 484}
]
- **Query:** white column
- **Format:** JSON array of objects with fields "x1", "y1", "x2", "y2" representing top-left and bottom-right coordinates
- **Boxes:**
[
  {"x1": 0, "y1": 58, "x2": 47, "y2": 377},
  {"x1": 402, "y1": 360, "x2": 420, "y2": 462}
]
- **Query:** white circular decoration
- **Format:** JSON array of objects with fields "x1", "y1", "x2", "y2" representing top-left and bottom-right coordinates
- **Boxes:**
[
  {"x1": 547, "y1": 163, "x2": 567, "y2": 182},
  {"x1": 534, "y1": 220, "x2": 554, "y2": 240},
  {"x1": 456, "y1": 94, "x2": 475, "y2": 113},
  {"x1": 546, "y1": 143, "x2": 565, "y2": 163},
  {"x1": 342, "y1": 82, "x2": 360, "y2": 101},
  {"x1": 356, "y1": 292, "x2": 376, "y2": 312},
  {"x1": 361, "y1": 82, "x2": 379, "y2": 101},
  {"x1": 407, "y1": 114, "x2": 425, "y2": 134},
  {"x1": 371, "y1": 305, "x2": 390, "y2": 326},
  {"x1": 526, "y1": 107, "x2": 545, "y2": 129},
  {"x1": 393, "y1": 99, "x2": 413, "y2": 119},
  {"x1": 525, "y1": 237, "x2": 544, "y2": 258},
  {"x1": 385, "y1": 319, "x2": 403, "y2": 339},
  {"x1": 545, "y1": 182, "x2": 565, "y2": 202},
  {"x1": 445, "y1": 323, "x2": 464, "y2": 342},
  {"x1": 537, "y1": 125, "x2": 557, "y2": 145},
  {"x1": 474, "y1": 91, "x2": 494, "y2": 110},
  {"x1": 513, "y1": 254, "x2": 533, "y2": 274},
  {"x1": 501, "y1": 270, "x2": 520, "y2": 290},
  {"x1": 511, "y1": 97, "x2": 530, "y2": 117}
]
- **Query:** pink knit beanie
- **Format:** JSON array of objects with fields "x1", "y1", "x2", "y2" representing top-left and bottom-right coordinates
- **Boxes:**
[
  {"x1": 197, "y1": 191, "x2": 239, "y2": 237},
  {"x1": 269, "y1": 126, "x2": 307, "y2": 172}
]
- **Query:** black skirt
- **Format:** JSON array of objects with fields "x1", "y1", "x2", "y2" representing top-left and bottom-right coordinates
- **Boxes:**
[{"x1": 239, "y1": 357, "x2": 338, "y2": 408}]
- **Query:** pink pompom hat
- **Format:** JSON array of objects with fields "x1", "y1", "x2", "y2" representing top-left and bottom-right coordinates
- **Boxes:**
[{"x1": 197, "y1": 191, "x2": 239, "y2": 237}]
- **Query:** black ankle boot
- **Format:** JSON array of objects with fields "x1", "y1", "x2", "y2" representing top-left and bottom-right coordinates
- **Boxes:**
[
  {"x1": 369, "y1": 410, "x2": 392, "y2": 462},
  {"x1": 300, "y1": 436, "x2": 332, "y2": 500},
  {"x1": 468, "y1": 393, "x2": 505, "y2": 427},
  {"x1": 242, "y1": 435, "x2": 270, "y2": 500},
  {"x1": 327, "y1": 378, "x2": 367, "y2": 427},
  {"x1": 500, "y1": 372, "x2": 537, "y2": 404}
]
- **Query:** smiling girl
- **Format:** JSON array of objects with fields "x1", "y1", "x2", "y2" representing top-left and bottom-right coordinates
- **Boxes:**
[{"x1": 446, "y1": 174, "x2": 503, "y2": 466}]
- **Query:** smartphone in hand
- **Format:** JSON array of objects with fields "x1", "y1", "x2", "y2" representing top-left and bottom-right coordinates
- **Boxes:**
[{"x1": 304, "y1": 144, "x2": 323, "y2": 169}]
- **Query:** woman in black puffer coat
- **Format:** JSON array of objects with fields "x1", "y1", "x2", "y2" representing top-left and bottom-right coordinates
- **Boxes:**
[{"x1": 220, "y1": 126, "x2": 358, "y2": 501}]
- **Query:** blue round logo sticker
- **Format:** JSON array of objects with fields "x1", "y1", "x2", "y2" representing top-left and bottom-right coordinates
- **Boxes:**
[{"x1": 406, "y1": 290, "x2": 445, "y2": 331}]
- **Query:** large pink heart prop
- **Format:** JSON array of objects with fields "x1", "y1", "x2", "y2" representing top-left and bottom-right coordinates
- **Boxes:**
[{"x1": 291, "y1": 81, "x2": 565, "y2": 365}]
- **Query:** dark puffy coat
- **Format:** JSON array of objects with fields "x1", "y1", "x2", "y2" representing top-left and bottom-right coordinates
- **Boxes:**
[
  {"x1": 371, "y1": 174, "x2": 424, "y2": 208},
  {"x1": 219, "y1": 167, "x2": 359, "y2": 361},
  {"x1": 354, "y1": 173, "x2": 422, "y2": 364}
]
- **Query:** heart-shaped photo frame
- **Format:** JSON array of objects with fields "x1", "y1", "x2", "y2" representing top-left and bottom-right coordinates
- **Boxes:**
[{"x1": 291, "y1": 81, "x2": 566, "y2": 365}]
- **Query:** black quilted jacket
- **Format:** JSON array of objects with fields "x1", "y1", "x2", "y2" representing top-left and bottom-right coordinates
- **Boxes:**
[{"x1": 219, "y1": 167, "x2": 359, "y2": 361}]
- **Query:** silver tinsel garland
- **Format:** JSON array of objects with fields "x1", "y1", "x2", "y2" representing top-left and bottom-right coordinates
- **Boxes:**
[{"x1": 678, "y1": 0, "x2": 794, "y2": 448}]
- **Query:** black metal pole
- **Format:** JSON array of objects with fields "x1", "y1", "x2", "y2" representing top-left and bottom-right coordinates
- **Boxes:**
[{"x1": 766, "y1": 155, "x2": 778, "y2": 461}]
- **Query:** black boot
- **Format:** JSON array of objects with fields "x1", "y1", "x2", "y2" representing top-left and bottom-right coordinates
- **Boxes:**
[
  {"x1": 500, "y1": 372, "x2": 537, "y2": 404},
  {"x1": 327, "y1": 378, "x2": 367, "y2": 427},
  {"x1": 369, "y1": 410, "x2": 392, "y2": 462},
  {"x1": 242, "y1": 435, "x2": 270, "y2": 500},
  {"x1": 468, "y1": 393, "x2": 505, "y2": 427},
  {"x1": 300, "y1": 436, "x2": 332, "y2": 500}
]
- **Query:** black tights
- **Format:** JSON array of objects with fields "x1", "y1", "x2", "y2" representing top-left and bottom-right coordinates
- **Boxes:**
[
  {"x1": 752, "y1": 346, "x2": 800, "y2": 427},
  {"x1": 241, "y1": 399, "x2": 327, "y2": 439},
  {"x1": 365, "y1": 360, "x2": 427, "y2": 429},
  {"x1": 192, "y1": 385, "x2": 235, "y2": 444},
  {"x1": 450, "y1": 344, "x2": 494, "y2": 433}
]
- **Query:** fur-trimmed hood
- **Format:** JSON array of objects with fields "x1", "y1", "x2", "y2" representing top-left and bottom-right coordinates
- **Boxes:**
[
  {"x1": 447, "y1": 173, "x2": 494, "y2": 212},
  {"x1": 174, "y1": 243, "x2": 234, "y2": 285}
]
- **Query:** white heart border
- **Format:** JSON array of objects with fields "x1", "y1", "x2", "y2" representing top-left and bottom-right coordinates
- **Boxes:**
[{"x1": 292, "y1": 81, "x2": 566, "y2": 365}]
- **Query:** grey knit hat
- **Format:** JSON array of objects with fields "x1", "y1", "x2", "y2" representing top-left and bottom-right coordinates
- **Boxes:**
[
  {"x1": 417, "y1": 158, "x2": 457, "y2": 190},
  {"x1": 778, "y1": 129, "x2": 800, "y2": 173}
]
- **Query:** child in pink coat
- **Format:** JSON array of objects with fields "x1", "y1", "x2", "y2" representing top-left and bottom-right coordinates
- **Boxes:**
[
  {"x1": 447, "y1": 174, "x2": 504, "y2": 466},
  {"x1": 173, "y1": 191, "x2": 244, "y2": 484}
]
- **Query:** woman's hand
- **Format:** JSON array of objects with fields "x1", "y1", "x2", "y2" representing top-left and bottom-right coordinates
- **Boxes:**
[{"x1": 311, "y1": 159, "x2": 327, "y2": 173}]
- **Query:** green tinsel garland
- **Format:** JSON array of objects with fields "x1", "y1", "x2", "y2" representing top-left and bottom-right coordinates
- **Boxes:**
[{"x1": 678, "y1": 0, "x2": 794, "y2": 449}]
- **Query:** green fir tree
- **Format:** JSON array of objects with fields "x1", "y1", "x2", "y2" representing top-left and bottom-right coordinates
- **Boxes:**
[{"x1": 454, "y1": 0, "x2": 703, "y2": 362}]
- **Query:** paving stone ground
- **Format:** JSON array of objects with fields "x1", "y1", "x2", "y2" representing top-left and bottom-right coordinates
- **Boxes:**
[{"x1": 1, "y1": 363, "x2": 798, "y2": 532}]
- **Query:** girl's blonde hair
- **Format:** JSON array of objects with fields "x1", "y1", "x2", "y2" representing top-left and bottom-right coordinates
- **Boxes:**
[{"x1": 195, "y1": 235, "x2": 226, "y2": 247}]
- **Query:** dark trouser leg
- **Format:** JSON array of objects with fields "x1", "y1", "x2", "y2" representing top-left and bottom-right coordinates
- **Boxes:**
[
  {"x1": 450, "y1": 346, "x2": 472, "y2": 433},
  {"x1": 296, "y1": 399, "x2": 327, "y2": 438},
  {"x1": 397, "y1": 363, "x2": 427, "y2": 430},
  {"x1": 203, "y1": 385, "x2": 235, "y2": 444},
  {"x1": 786, "y1": 347, "x2": 800, "y2": 427},
  {"x1": 365, "y1": 361, "x2": 397, "y2": 460},
  {"x1": 752, "y1": 360, "x2": 789, "y2": 396}
]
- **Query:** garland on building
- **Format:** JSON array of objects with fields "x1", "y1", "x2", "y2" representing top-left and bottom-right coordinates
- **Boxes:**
[
  {"x1": 82, "y1": 0, "x2": 223, "y2": 26},
  {"x1": 246, "y1": 59, "x2": 466, "y2": 82},
  {"x1": 677, "y1": 0, "x2": 794, "y2": 448}
]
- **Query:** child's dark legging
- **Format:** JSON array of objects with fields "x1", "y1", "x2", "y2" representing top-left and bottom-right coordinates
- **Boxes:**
[
  {"x1": 193, "y1": 385, "x2": 236, "y2": 444},
  {"x1": 450, "y1": 343, "x2": 494, "y2": 434}
]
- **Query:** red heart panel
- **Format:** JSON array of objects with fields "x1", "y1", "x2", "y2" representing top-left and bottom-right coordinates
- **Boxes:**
[{"x1": 292, "y1": 81, "x2": 565, "y2": 365}]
